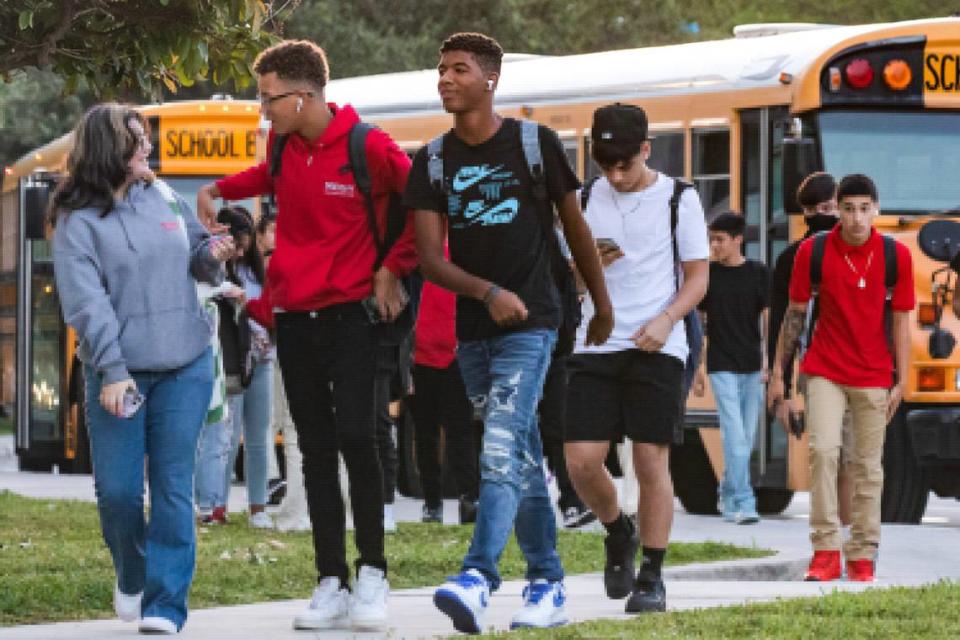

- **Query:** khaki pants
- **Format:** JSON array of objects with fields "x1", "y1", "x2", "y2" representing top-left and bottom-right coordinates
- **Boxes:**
[{"x1": 806, "y1": 376, "x2": 888, "y2": 560}]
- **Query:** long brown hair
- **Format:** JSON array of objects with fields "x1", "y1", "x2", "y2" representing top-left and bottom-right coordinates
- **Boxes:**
[{"x1": 50, "y1": 103, "x2": 149, "y2": 224}]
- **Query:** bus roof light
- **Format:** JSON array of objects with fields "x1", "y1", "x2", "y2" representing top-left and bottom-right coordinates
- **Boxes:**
[
  {"x1": 883, "y1": 59, "x2": 912, "y2": 91},
  {"x1": 845, "y1": 58, "x2": 874, "y2": 89},
  {"x1": 828, "y1": 67, "x2": 842, "y2": 92},
  {"x1": 779, "y1": 72, "x2": 793, "y2": 85}
]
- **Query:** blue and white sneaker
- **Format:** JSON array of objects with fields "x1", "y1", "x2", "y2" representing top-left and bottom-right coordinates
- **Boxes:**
[
  {"x1": 433, "y1": 569, "x2": 489, "y2": 634},
  {"x1": 509, "y1": 579, "x2": 569, "y2": 629}
]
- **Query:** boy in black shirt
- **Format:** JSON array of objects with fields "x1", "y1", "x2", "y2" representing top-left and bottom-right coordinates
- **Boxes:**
[
  {"x1": 694, "y1": 213, "x2": 769, "y2": 524},
  {"x1": 403, "y1": 32, "x2": 613, "y2": 633}
]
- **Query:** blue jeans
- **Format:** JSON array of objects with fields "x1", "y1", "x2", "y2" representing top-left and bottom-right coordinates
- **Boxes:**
[
  {"x1": 85, "y1": 348, "x2": 213, "y2": 630},
  {"x1": 224, "y1": 359, "x2": 274, "y2": 507},
  {"x1": 195, "y1": 418, "x2": 229, "y2": 510},
  {"x1": 709, "y1": 371, "x2": 762, "y2": 516},
  {"x1": 457, "y1": 328, "x2": 562, "y2": 590}
]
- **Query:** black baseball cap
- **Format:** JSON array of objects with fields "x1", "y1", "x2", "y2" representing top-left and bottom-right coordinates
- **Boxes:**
[{"x1": 591, "y1": 103, "x2": 649, "y2": 146}]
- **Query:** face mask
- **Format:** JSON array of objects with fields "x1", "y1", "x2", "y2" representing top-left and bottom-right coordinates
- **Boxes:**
[{"x1": 805, "y1": 213, "x2": 838, "y2": 233}]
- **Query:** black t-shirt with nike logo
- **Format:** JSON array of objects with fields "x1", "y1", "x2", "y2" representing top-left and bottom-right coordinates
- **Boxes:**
[{"x1": 403, "y1": 118, "x2": 580, "y2": 341}]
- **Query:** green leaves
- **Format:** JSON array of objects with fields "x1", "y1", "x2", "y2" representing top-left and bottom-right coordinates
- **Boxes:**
[{"x1": 0, "y1": 0, "x2": 284, "y2": 98}]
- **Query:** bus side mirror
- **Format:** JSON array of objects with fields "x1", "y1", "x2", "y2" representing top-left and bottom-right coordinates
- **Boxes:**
[
  {"x1": 781, "y1": 137, "x2": 818, "y2": 214},
  {"x1": 23, "y1": 178, "x2": 51, "y2": 241}
]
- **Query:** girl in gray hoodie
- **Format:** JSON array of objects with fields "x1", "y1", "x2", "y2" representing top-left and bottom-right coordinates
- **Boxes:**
[{"x1": 51, "y1": 103, "x2": 233, "y2": 634}]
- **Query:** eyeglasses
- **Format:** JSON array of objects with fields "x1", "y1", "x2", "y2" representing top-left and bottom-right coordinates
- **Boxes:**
[{"x1": 258, "y1": 91, "x2": 306, "y2": 107}]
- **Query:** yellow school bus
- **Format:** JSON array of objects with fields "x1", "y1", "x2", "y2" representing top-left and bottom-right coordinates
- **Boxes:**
[
  {"x1": 1, "y1": 98, "x2": 263, "y2": 471},
  {"x1": 318, "y1": 17, "x2": 959, "y2": 521}
]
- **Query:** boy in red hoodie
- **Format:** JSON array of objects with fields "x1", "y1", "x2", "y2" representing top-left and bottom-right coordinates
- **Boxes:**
[{"x1": 197, "y1": 40, "x2": 415, "y2": 632}]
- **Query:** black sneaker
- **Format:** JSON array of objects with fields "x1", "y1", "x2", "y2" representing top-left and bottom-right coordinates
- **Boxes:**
[
  {"x1": 267, "y1": 478, "x2": 286, "y2": 506},
  {"x1": 562, "y1": 504, "x2": 598, "y2": 529},
  {"x1": 458, "y1": 495, "x2": 478, "y2": 524},
  {"x1": 603, "y1": 526, "x2": 639, "y2": 599},
  {"x1": 625, "y1": 572, "x2": 666, "y2": 613},
  {"x1": 422, "y1": 503, "x2": 443, "y2": 523}
]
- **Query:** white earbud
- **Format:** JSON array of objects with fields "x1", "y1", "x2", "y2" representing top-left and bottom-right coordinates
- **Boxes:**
[
  {"x1": 296, "y1": 97, "x2": 303, "y2": 113},
  {"x1": 486, "y1": 80, "x2": 494, "y2": 90}
]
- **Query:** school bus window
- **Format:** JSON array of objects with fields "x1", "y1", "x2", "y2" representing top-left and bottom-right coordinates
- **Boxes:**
[
  {"x1": 561, "y1": 138, "x2": 578, "y2": 178},
  {"x1": 819, "y1": 111, "x2": 960, "y2": 213},
  {"x1": 693, "y1": 128, "x2": 730, "y2": 220},
  {"x1": 649, "y1": 131, "x2": 684, "y2": 179}
]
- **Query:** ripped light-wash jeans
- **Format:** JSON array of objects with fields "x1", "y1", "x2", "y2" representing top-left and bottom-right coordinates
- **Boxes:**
[{"x1": 456, "y1": 328, "x2": 562, "y2": 590}]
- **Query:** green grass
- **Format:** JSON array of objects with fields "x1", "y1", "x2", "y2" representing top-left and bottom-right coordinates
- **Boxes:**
[
  {"x1": 0, "y1": 491, "x2": 768, "y2": 626},
  {"x1": 0, "y1": 414, "x2": 12, "y2": 436},
  {"x1": 493, "y1": 581, "x2": 960, "y2": 639}
]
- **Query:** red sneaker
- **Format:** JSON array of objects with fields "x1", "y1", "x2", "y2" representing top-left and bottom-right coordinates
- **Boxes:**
[
  {"x1": 846, "y1": 559, "x2": 875, "y2": 582},
  {"x1": 804, "y1": 550, "x2": 842, "y2": 581},
  {"x1": 211, "y1": 505, "x2": 229, "y2": 525}
]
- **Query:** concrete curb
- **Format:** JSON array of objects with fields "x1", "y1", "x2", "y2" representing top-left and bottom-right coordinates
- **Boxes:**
[{"x1": 664, "y1": 552, "x2": 808, "y2": 581}]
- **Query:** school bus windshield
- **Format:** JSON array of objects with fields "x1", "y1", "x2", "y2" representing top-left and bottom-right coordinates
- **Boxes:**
[{"x1": 819, "y1": 110, "x2": 960, "y2": 214}]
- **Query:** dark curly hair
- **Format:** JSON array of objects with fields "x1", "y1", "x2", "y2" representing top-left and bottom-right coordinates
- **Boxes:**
[
  {"x1": 440, "y1": 32, "x2": 503, "y2": 73},
  {"x1": 254, "y1": 40, "x2": 329, "y2": 90}
]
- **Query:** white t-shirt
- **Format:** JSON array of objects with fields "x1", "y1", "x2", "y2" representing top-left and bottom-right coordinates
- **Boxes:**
[{"x1": 575, "y1": 173, "x2": 709, "y2": 361}]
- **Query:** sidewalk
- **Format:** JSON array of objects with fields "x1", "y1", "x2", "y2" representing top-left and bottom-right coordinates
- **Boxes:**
[{"x1": 2, "y1": 450, "x2": 959, "y2": 638}]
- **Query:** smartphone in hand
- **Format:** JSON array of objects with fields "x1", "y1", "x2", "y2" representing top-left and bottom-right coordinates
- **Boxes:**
[
  {"x1": 596, "y1": 237, "x2": 621, "y2": 253},
  {"x1": 121, "y1": 388, "x2": 145, "y2": 419}
]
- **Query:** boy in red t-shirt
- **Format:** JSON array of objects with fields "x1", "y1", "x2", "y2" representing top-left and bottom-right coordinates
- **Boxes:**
[{"x1": 768, "y1": 174, "x2": 914, "y2": 583}]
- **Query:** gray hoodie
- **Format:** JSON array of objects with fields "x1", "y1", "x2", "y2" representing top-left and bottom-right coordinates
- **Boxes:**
[{"x1": 52, "y1": 179, "x2": 223, "y2": 384}]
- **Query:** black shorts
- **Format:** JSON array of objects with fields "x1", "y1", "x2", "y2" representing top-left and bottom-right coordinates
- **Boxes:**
[{"x1": 564, "y1": 350, "x2": 683, "y2": 445}]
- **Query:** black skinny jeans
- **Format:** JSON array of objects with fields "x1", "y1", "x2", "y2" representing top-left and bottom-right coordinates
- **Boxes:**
[
  {"x1": 409, "y1": 362, "x2": 479, "y2": 508},
  {"x1": 375, "y1": 347, "x2": 398, "y2": 505},
  {"x1": 539, "y1": 354, "x2": 581, "y2": 511},
  {"x1": 275, "y1": 305, "x2": 386, "y2": 584}
]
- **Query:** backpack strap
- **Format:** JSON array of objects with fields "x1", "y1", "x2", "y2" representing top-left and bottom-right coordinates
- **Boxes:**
[
  {"x1": 426, "y1": 133, "x2": 447, "y2": 196},
  {"x1": 269, "y1": 134, "x2": 289, "y2": 178},
  {"x1": 520, "y1": 119, "x2": 547, "y2": 201},
  {"x1": 809, "y1": 231, "x2": 829, "y2": 294},
  {"x1": 882, "y1": 234, "x2": 898, "y2": 297},
  {"x1": 348, "y1": 122, "x2": 389, "y2": 271},
  {"x1": 802, "y1": 231, "x2": 831, "y2": 356},
  {"x1": 580, "y1": 175, "x2": 601, "y2": 211},
  {"x1": 669, "y1": 179, "x2": 694, "y2": 291}
]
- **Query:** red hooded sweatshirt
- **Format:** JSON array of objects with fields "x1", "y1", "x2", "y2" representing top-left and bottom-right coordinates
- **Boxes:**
[{"x1": 216, "y1": 104, "x2": 416, "y2": 327}]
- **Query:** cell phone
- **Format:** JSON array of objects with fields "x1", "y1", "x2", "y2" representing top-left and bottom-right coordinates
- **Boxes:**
[
  {"x1": 362, "y1": 288, "x2": 410, "y2": 325},
  {"x1": 361, "y1": 295, "x2": 382, "y2": 324},
  {"x1": 121, "y1": 388, "x2": 145, "y2": 419},
  {"x1": 596, "y1": 237, "x2": 621, "y2": 252}
]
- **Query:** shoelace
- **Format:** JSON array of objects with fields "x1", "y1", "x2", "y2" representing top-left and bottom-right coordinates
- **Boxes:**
[
  {"x1": 448, "y1": 572, "x2": 486, "y2": 589},
  {"x1": 311, "y1": 581, "x2": 342, "y2": 606},
  {"x1": 522, "y1": 582, "x2": 554, "y2": 605}
]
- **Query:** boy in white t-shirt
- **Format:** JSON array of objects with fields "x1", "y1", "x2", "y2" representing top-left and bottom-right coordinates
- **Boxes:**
[{"x1": 564, "y1": 104, "x2": 709, "y2": 613}]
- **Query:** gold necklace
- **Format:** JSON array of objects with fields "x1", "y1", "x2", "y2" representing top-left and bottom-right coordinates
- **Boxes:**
[{"x1": 843, "y1": 250, "x2": 874, "y2": 289}]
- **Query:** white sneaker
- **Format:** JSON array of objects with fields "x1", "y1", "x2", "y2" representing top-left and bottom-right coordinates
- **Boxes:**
[
  {"x1": 510, "y1": 580, "x2": 569, "y2": 629},
  {"x1": 138, "y1": 616, "x2": 177, "y2": 634},
  {"x1": 249, "y1": 511, "x2": 274, "y2": 529},
  {"x1": 275, "y1": 515, "x2": 312, "y2": 532},
  {"x1": 114, "y1": 583, "x2": 142, "y2": 622},
  {"x1": 383, "y1": 504, "x2": 397, "y2": 533},
  {"x1": 293, "y1": 577, "x2": 350, "y2": 630},
  {"x1": 350, "y1": 565, "x2": 389, "y2": 631},
  {"x1": 433, "y1": 569, "x2": 489, "y2": 634}
]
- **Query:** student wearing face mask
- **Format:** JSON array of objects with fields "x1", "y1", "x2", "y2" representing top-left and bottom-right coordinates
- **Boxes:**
[{"x1": 768, "y1": 173, "x2": 839, "y2": 417}]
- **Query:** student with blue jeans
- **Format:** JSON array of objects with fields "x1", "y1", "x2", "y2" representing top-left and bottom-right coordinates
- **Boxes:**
[
  {"x1": 52, "y1": 104, "x2": 231, "y2": 634},
  {"x1": 404, "y1": 33, "x2": 612, "y2": 633},
  {"x1": 694, "y1": 212, "x2": 769, "y2": 524}
]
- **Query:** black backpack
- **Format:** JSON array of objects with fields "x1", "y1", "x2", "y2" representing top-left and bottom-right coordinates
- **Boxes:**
[
  {"x1": 270, "y1": 125, "x2": 413, "y2": 344},
  {"x1": 426, "y1": 120, "x2": 582, "y2": 355},
  {"x1": 803, "y1": 230, "x2": 898, "y2": 363},
  {"x1": 581, "y1": 176, "x2": 704, "y2": 443}
]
